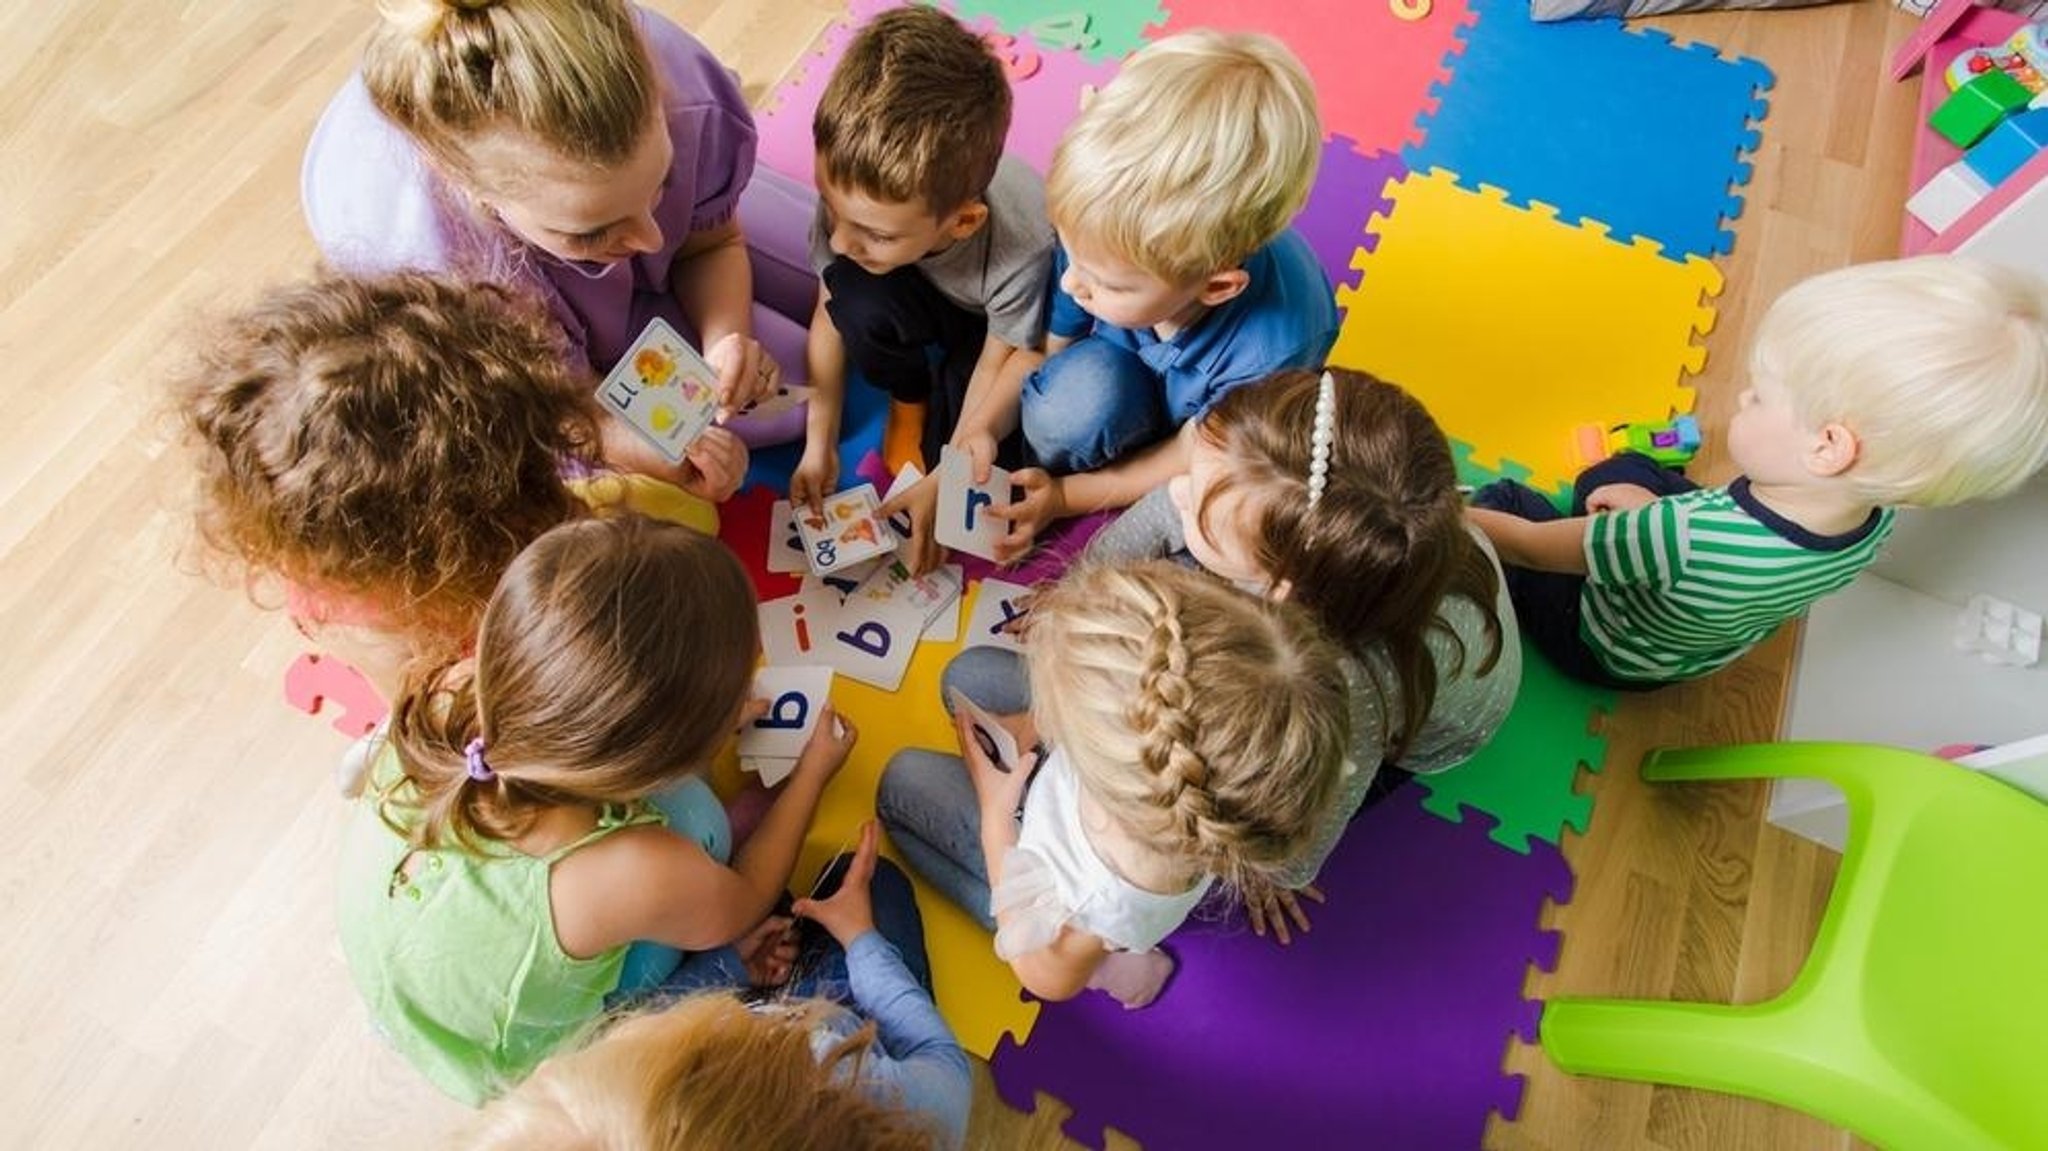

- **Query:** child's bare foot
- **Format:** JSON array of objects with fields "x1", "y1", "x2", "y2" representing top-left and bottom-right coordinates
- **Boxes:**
[{"x1": 1087, "y1": 948, "x2": 1175, "y2": 1009}]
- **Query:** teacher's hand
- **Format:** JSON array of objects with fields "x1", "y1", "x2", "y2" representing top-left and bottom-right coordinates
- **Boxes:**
[{"x1": 704, "y1": 332, "x2": 780, "y2": 421}]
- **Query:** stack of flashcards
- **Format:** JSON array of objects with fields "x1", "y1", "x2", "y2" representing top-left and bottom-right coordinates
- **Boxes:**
[
  {"x1": 594, "y1": 318, "x2": 721, "y2": 464},
  {"x1": 758, "y1": 559, "x2": 965, "y2": 692},
  {"x1": 736, "y1": 666, "x2": 834, "y2": 786}
]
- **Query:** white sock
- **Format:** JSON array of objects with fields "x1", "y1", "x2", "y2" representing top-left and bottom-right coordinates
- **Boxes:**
[{"x1": 1087, "y1": 949, "x2": 1175, "y2": 1009}]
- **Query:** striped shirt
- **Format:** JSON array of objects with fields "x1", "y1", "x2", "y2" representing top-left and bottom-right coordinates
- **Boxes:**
[{"x1": 1581, "y1": 479, "x2": 1893, "y2": 682}]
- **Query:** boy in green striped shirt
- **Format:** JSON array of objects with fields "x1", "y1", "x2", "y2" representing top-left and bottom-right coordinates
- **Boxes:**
[{"x1": 1467, "y1": 256, "x2": 2048, "y2": 689}]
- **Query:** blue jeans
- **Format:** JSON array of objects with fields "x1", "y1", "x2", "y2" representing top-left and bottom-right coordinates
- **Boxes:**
[
  {"x1": 634, "y1": 856, "x2": 931, "y2": 1005},
  {"x1": 874, "y1": 647, "x2": 1033, "y2": 933},
  {"x1": 1021, "y1": 336, "x2": 1175, "y2": 474},
  {"x1": 1471, "y1": 450, "x2": 1698, "y2": 692}
]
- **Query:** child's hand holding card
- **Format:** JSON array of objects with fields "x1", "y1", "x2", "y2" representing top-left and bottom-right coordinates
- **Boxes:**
[
  {"x1": 738, "y1": 667, "x2": 835, "y2": 786},
  {"x1": 593, "y1": 318, "x2": 721, "y2": 464},
  {"x1": 797, "y1": 483, "x2": 899, "y2": 575},
  {"x1": 934, "y1": 444, "x2": 1013, "y2": 562}
]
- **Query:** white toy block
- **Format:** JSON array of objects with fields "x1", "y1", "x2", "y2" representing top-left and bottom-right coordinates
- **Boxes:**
[
  {"x1": 1907, "y1": 159, "x2": 1995, "y2": 231},
  {"x1": 1955, "y1": 592, "x2": 2044, "y2": 667}
]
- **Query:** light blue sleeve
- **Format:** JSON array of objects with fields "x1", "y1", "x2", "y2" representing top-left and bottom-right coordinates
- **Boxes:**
[{"x1": 845, "y1": 931, "x2": 971, "y2": 1150}]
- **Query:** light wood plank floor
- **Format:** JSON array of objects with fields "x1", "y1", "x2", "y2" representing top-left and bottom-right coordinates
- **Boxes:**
[{"x1": 0, "y1": 1, "x2": 1916, "y2": 1146}]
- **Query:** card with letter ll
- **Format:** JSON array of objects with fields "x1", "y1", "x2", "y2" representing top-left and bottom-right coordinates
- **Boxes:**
[{"x1": 594, "y1": 317, "x2": 720, "y2": 464}]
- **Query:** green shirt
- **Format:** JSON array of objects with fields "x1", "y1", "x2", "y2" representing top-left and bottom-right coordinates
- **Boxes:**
[
  {"x1": 1581, "y1": 479, "x2": 1893, "y2": 682},
  {"x1": 337, "y1": 747, "x2": 663, "y2": 1105}
]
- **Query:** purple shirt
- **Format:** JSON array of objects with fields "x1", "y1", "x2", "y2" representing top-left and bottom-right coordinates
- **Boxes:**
[{"x1": 301, "y1": 7, "x2": 757, "y2": 375}]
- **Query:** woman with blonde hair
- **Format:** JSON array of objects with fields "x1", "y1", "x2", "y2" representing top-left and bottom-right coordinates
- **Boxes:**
[{"x1": 303, "y1": 0, "x2": 819, "y2": 490}]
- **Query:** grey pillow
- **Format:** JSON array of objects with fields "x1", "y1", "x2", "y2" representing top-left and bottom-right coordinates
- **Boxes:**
[{"x1": 1531, "y1": 0, "x2": 1838, "y2": 21}]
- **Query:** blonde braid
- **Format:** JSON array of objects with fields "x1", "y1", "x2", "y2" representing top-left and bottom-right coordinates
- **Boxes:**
[
  {"x1": 1129, "y1": 582, "x2": 1223, "y2": 864},
  {"x1": 1029, "y1": 561, "x2": 1352, "y2": 893}
]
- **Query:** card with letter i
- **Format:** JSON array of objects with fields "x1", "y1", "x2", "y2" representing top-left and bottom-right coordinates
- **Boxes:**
[
  {"x1": 593, "y1": 317, "x2": 720, "y2": 464},
  {"x1": 796, "y1": 483, "x2": 899, "y2": 575}
]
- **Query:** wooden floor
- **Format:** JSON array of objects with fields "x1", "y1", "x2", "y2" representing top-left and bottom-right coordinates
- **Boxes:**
[{"x1": 0, "y1": 1, "x2": 1917, "y2": 1147}]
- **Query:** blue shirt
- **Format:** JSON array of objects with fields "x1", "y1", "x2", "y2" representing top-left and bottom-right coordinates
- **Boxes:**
[
  {"x1": 813, "y1": 931, "x2": 971, "y2": 1149},
  {"x1": 1046, "y1": 229, "x2": 1338, "y2": 421}
]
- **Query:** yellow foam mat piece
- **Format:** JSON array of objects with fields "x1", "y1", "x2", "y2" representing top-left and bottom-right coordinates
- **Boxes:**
[
  {"x1": 1333, "y1": 167, "x2": 1721, "y2": 492},
  {"x1": 711, "y1": 580, "x2": 1037, "y2": 1058}
]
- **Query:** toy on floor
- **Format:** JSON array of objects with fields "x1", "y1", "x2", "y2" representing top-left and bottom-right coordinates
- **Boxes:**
[
  {"x1": 1572, "y1": 413, "x2": 1700, "y2": 468},
  {"x1": 1943, "y1": 21, "x2": 2048, "y2": 94},
  {"x1": 282, "y1": 651, "x2": 387, "y2": 738}
]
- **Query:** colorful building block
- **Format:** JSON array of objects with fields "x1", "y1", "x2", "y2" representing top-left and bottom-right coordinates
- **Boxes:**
[
  {"x1": 1930, "y1": 68, "x2": 2033, "y2": 148},
  {"x1": 1964, "y1": 106, "x2": 2048, "y2": 184},
  {"x1": 1908, "y1": 158, "x2": 1995, "y2": 231}
]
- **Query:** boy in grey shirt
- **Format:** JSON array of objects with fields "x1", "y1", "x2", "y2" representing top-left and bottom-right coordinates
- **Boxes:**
[{"x1": 790, "y1": 6, "x2": 1056, "y2": 511}]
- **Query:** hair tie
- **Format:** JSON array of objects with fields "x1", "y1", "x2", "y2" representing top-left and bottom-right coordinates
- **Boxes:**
[
  {"x1": 464, "y1": 736, "x2": 496, "y2": 782},
  {"x1": 1306, "y1": 371, "x2": 1337, "y2": 510}
]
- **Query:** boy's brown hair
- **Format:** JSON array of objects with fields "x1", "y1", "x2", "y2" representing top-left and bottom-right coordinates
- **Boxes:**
[{"x1": 813, "y1": 6, "x2": 1012, "y2": 216}]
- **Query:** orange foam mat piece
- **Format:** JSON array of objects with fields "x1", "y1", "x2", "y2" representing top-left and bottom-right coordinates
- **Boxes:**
[{"x1": 1332, "y1": 167, "x2": 1721, "y2": 493}]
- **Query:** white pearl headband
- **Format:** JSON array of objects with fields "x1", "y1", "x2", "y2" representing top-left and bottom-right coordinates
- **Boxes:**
[{"x1": 1306, "y1": 371, "x2": 1337, "y2": 509}]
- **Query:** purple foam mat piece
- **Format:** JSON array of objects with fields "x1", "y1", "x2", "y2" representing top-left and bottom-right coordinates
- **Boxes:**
[
  {"x1": 1297, "y1": 137, "x2": 1405, "y2": 293},
  {"x1": 989, "y1": 786, "x2": 1570, "y2": 1149}
]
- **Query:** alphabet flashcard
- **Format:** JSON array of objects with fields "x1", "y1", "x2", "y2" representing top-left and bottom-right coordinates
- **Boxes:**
[
  {"x1": 933, "y1": 445, "x2": 1012, "y2": 562},
  {"x1": 594, "y1": 318, "x2": 720, "y2": 464},
  {"x1": 963, "y1": 577, "x2": 1033, "y2": 652},
  {"x1": 767, "y1": 499, "x2": 808, "y2": 574},
  {"x1": 796, "y1": 482, "x2": 899, "y2": 575},
  {"x1": 737, "y1": 665, "x2": 835, "y2": 763},
  {"x1": 758, "y1": 583, "x2": 841, "y2": 668},
  {"x1": 819, "y1": 592, "x2": 927, "y2": 691}
]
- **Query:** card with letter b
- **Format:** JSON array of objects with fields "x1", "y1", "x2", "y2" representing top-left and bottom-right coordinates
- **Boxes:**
[
  {"x1": 594, "y1": 318, "x2": 720, "y2": 464},
  {"x1": 738, "y1": 666, "x2": 835, "y2": 761}
]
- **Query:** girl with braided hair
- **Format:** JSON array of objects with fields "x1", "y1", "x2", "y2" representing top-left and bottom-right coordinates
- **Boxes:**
[
  {"x1": 1082, "y1": 366, "x2": 1522, "y2": 943},
  {"x1": 877, "y1": 560, "x2": 1351, "y2": 1008}
]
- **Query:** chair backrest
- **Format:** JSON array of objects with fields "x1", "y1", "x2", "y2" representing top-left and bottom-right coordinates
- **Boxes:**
[{"x1": 1845, "y1": 761, "x2": 2048, "y2": 1145}]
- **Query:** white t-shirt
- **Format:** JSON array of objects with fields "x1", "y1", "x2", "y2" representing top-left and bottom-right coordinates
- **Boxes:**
[{"x1": 991, "y1": 750, "x2": 1210, "y2": 959}]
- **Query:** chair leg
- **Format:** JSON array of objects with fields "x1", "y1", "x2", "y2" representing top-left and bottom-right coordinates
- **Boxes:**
[{"x1": 1644, "y1": 742, "x2": 1935, "y2": 790}]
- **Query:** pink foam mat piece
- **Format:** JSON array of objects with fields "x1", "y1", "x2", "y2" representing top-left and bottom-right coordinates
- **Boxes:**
[
  {"x1": 757, "y1": 0, "x2": 1119, "y2": 187},
  {"x1": 1157, "y1": 0, "x2": 1479, "y2": 156}
]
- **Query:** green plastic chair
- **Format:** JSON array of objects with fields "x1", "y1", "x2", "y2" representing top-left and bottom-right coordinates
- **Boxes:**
[{"x1": 1540, "y1": 742, "x2": 2048, "y2": 1151}]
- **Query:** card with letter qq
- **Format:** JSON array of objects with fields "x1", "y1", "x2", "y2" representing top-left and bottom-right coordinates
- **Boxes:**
[
  {"x1": 796, "y1": 483, "x2": 899, "y2": 575},
  {"x1": 593, "y1": 318, "x2": 720, "y2": 464}
]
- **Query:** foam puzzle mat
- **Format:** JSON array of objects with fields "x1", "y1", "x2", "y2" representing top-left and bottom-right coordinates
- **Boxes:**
[
  {"x1": 280, "y1": 1, "x2": 1776, "y2": 1144},
  {"x1": 750, "y1": 0, "x2": 1767, "y2": 1143}
]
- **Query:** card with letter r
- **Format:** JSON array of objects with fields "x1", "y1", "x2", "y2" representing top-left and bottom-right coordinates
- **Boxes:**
[
  {"x1": 964, "y1": 577, "x2": 1033, "y2": 652},
  {"x1": 934, "y1": 444, "x2": 1011, "y2": 562},
  {"x1": 797, "y1": 483, "x2": 899, "y2": 575},
  {"x1": 593, "y1": 317, "x2": 719, "y2": 464},
  {"x1": 738, "y1": 666, "x2": 834, "y2": 761}
]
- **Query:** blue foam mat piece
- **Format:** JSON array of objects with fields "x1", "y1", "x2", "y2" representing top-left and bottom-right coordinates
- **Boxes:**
[{"x1": 1404, "y1": 0, "x2": 1773, "y2": 261}]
